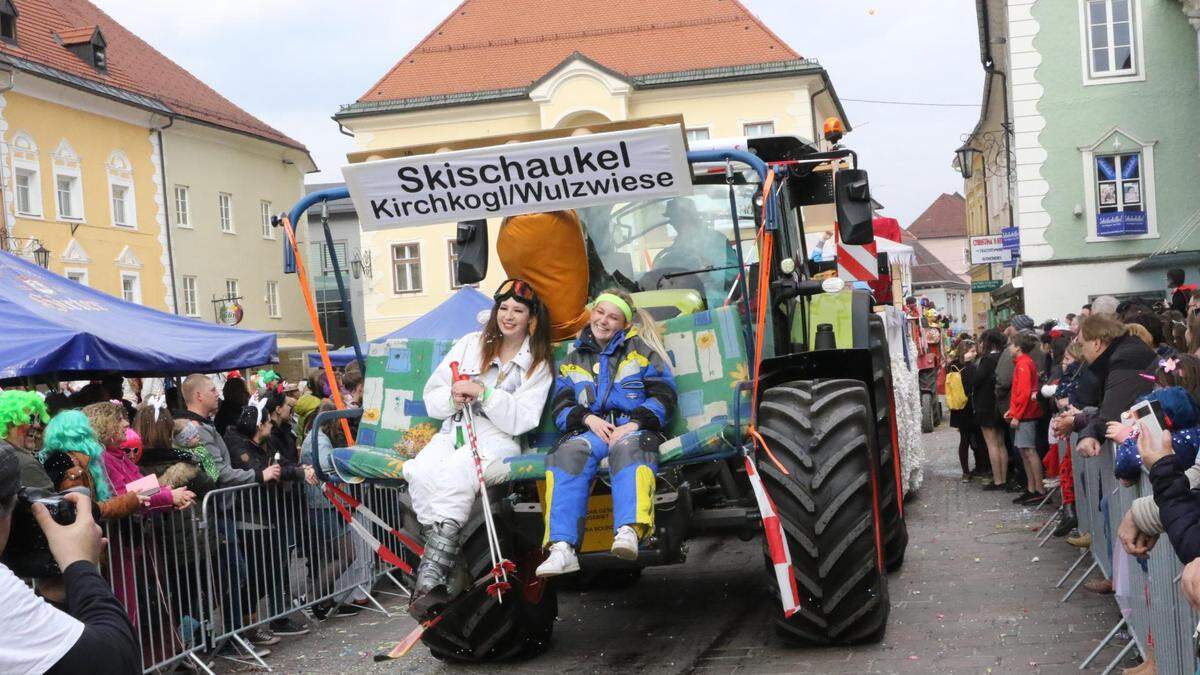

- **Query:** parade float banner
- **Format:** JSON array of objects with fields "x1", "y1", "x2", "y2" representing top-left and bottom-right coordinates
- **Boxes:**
[{"x1": 342, "y1": 125, "x2": 694, "y2": 230}]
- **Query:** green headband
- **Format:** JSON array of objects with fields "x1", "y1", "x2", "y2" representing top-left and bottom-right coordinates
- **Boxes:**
[{"x1": 592, "y1": 293, "x2": 633, "y2": 323}]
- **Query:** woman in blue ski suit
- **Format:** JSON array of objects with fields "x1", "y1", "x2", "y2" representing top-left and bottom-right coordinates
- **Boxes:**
[{"x1": 536, "y1": 288, "x2": 676, "y2": 576}]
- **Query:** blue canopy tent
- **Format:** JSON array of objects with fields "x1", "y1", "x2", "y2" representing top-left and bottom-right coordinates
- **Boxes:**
[
  {"x1": 308, "y1": 287, "x2": 491, "y2": 368},
  {"x1": 0, "y1": 250, "x2": 277, "y2": 381}
]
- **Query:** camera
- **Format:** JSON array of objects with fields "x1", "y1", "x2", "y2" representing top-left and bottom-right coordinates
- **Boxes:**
[{"x1": 0, "y1": 487, "x2": 93, "y2": 578}]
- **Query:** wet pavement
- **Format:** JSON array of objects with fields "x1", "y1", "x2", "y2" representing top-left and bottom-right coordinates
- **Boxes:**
[{"x1": 214, "y1": 426, "x2": 1123, "y2": 673}]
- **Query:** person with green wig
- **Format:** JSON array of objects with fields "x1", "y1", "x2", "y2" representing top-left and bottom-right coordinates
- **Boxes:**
[{"x1": 0, "y1": 390, "x2": 52, "y2": 490}]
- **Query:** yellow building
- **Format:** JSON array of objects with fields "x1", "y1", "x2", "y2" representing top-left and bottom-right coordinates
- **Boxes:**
[
  {"x1": 2, "y1": 82, "x2": 167, "y2": 307},
  {"x1": 335, "y1": 0, "x2": 849, "y2": 337},
  {"x1": 0, "y1": 1, "x2": 318, "y2": 376}
]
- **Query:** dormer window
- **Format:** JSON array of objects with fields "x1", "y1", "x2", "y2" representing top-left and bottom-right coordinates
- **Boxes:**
[
  {"x1": 58, "y1": 26, "x2": 107, "y2": 72},
  {"x1": 0, "y1": 1, "x2": 18, "y2": 45}
]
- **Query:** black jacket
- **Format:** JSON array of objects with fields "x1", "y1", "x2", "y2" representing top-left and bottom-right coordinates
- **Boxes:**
[
  {"x1": 224, "y1": 429, "x2": 305, "y2": 482},
  {"x1": 1079, "y1": 334, "x2": 1155, "y2": 442},
  {"x1": 972, "y1": 351, "x2": 1000, "y2": 428},
  {"x1": 1150, "y1": 458, "x2": 1200, "y2": 563}
]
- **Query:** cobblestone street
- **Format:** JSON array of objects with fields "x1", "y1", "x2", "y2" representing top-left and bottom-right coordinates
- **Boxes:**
[{"x1": 218, "y1": 426, "x2": 1123, "y2": 674}]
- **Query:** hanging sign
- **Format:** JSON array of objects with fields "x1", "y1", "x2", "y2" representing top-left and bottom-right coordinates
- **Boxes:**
[
  {"x1": 342, "y1": 125, "x2": 694, "y2": 230},
  {"x1": 1001, "y1": 226, "x2": 1020, "y2": 250},
  {"x1": 969, "y1": 235, "x2": 1011, "y2": 265}
]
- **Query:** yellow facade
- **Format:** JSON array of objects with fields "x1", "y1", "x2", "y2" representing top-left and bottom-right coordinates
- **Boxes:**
[
  {"x1": 963, "y1": 152, "x2": 991, "y2": 332},
  {"x1": 346, "y1": 61, "x2": 842, "y2": 338},
  {"x1": 3, "y1": 90, "x2": 168, "y2": 309}
]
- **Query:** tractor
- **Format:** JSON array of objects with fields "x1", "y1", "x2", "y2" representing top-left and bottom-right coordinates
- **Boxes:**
[{"x1": 299, "y1": 120, "x2": 910, "y2": 661}]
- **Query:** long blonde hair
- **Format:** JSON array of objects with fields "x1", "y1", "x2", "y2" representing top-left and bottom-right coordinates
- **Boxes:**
[{"x1": 599, "y1": 287, "x2": 672, "y2": 368}]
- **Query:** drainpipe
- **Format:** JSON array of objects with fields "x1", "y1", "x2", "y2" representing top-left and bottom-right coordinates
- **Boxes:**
[
  {"x1": 153, "y1": 116, "x2": 180, "y2": 314},
  {"x1": 809, "y1": 84, "x2": 827, "y2": 146},
  {"x1": 0, "y1": 67, "x2": 14, "y2": 254}
]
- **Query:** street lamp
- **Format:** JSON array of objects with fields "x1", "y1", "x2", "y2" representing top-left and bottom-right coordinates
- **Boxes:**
[
  {"x1": 955, "y1": 146, "x2": 980, "y2": 180},
  {"x1": 32, "y1": 241, "x2": 50, "y2": 269}
]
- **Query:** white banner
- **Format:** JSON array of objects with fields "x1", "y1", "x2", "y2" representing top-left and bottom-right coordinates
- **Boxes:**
[
  {"x1": 969, "y1": 234, "x2": 1012, "y2": 265},
  {"x1": 341, "y1": 125, "x2": 694, "y2": 230}
]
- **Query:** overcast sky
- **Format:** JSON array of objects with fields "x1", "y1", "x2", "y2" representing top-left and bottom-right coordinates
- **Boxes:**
[{"x1": 93, "y1": 0, "x2": 982, "y2": 226}]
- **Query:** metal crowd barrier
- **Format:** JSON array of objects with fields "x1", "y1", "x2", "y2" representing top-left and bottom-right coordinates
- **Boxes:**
[
  {"x1": 92, "y1": 479, "x2": 413, "y2": 673},
  {"x1": 1054, "y1": 439, "x2": 1200, "y2": 674}
]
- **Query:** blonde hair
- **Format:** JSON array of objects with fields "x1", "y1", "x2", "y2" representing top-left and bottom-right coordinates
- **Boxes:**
[
  {"x1": 598, "y1": 287, "x2": 672, "y2": 368},
  {"x1": 1065, "y1": 341, "x2": 1084, "y2": 361},
  {"x1": 1124, "y1": 323, "x2": 1154, "y2": 348},
  {"x1": 82, "y1": 401, "x2": 125, "y2": 448}
]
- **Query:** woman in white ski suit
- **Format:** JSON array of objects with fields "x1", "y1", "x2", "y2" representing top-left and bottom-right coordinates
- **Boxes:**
[{"x1": 404, "y1": 279, "x2": 554, "y2": 602}]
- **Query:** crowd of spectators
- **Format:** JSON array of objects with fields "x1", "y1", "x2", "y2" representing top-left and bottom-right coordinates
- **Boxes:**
[
  {"x1": 0, "y1": 364, "x2": 375, "y2": 670},
  {"x1": 946, "y1": 269, "x2": 1200, "y2": 675}
]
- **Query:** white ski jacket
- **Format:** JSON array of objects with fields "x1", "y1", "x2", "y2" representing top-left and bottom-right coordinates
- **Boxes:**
[{"x1": 422, "y1": 331, "x2": 553, "y2": 453}]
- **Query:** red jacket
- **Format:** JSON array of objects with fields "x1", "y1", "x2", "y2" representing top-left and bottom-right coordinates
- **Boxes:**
[{"x1": 1008, "y1": 352, "x2": 1042, "y2": 421}]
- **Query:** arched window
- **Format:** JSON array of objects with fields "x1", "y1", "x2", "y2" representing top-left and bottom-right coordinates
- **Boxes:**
[
  {"x1": 52, "y1": 139, "x2": 84, "y2": 221},
  {"x1": 106, "y1": 149, "x2": 136, "y2": 228},
  {"x1": 9, "y1": 130, "x2": 41, "y2": 216}
]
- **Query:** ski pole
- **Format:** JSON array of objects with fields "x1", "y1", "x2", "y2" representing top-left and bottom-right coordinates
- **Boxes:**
[{"x1": 450, "y1": 362, "x2": 513, "y2": 601}]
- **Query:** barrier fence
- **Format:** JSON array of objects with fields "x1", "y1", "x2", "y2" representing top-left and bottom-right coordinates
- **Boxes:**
[
  {"x1": 95, "y1": 481, "x2": 414, "y2": 673},
  {"x1": 1057, "y1": 438, "x2": 1200, "y2": 674}
]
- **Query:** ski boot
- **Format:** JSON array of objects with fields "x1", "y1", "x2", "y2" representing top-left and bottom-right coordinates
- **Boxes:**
[{"x1": 409, "y1": 521, "x2": 460, "y2": 620}]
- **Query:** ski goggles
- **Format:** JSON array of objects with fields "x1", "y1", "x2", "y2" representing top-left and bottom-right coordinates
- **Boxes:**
[{"x1": 493, "y1": 278, "x2": 540, "y2": 309}]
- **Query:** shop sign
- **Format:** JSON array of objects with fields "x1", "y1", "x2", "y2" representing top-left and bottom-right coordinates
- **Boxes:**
[
  {"x1": 1001, "y1": 226, "x2": 1020, "y2": 250},
  {"x1": 971, "y1": 279, "x2": 1002, "y2": 293},
  {"x1": 1097, "y1": 211, "x2": 1148, "y2": 237},
  {"x1": 969, "y1": 235, "x2": 1011, "y2": 265}
]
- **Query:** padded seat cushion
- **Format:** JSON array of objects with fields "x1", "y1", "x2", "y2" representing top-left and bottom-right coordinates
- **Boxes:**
[{"x1": 339, "y1": 306, "x2": 750, "y2": 484}]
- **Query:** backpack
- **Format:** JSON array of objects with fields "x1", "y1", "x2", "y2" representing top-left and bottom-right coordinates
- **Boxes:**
[{"x1": 946, "y1": 367, "x2": 968, "y2": 411}]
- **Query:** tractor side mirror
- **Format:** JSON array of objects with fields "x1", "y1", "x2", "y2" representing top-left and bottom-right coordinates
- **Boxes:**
[
  {"x1": 835, "y1": 169, "x2": 875, "y2": 246},
  {"x1": 455, "y1": 219, "x2": 489, "y2": 285}
]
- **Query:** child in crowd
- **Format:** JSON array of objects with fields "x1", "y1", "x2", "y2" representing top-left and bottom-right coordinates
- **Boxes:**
[{"x1": 1005, "y1": 332, "x2": 1044, "y2": 504}]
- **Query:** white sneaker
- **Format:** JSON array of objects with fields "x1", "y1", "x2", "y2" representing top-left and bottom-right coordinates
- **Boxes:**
[
  {"x1": 536, "y1": 541, "x2": 580, "y2": 577},
  {"x1": 611, "y1": 525, "x2": 640, "y2": 561}
]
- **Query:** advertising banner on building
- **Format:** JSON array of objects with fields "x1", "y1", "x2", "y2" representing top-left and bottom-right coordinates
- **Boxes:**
[
  {"x1": 342, "y1": 125, "x2": 694, "y2": 230},
  {"x1": 969, "y1": 235, "x2": 1012, "y2": 265}
]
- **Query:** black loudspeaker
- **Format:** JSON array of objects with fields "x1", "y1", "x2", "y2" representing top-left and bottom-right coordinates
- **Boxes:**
[
  {"x1": 835, "y1": 169, "x2": 875, "y2": 245},
  {"x1": 455, "y1": 219, "x2": 489, "y2": 285}
]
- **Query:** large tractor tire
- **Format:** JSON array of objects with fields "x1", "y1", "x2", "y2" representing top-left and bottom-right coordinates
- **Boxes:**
[
  {"x1": 421, "y1": 499, "x2": 557, "y2": 661},
  {"x1": 867, "y1": 315, "x2": 909, "y2": 572},
  {"x1": 756, "y1": 379, "x2": 889, "y2": 646}
]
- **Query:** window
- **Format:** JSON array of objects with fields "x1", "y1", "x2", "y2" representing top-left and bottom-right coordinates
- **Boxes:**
[
  {"x1": 111, "y1": 184, "x2": 129, "y2": 226},
  {"x1": 686, "y1": 128, "x2": 710, "y2": 143},
  {"x1": 218, "y1": 192, "x2": 233, "y2": 233},
  {"x1": 319, "y1": 240, "x2": 347, "y2": 277},
  {"x1": 447, "y1": 240, "x2": 475, "y2": 289},
  {"x1": 391, "y1": 242, "x2": 422, "y2": 294},
  {"x1": 743, "y1": 121, "x2": 775, "y2": 138},
  {"x1": 266, "y1": 281, "x2": 280, "y2": 318},
  {"x1": 65, "y1": 269, "x2": 87, "y2": 286},
  {"x1": 1095, "y1": 152, "x2": 1142, "y2": 215},
  {"x1": 120, "y1": 272, "x2": 141, "y2": 304},
  {"x1": 260, "y1": 200, "x2": 273, "y2": 239},
  {"x1": 225, "y1": 278, "x2": 239, "y2": 300},
  {"x1": 181, "y1": 275, "x2": 198, "y2": 316},
  {"x1": 174, "y1": 186, "x2": 191, "y2": 228},
  {"x1": 55, "y1": 174, "x2": 80, "y2": 219},
  {"x1": 14, "y1": 168, "x2": 37, "y2": 215},
  {"x1": 1086, "y1": 0, "x2": 1134, "y2": 76},
  {"x1": 0, "y1": 0, "x2": 16, "y2": 45}
]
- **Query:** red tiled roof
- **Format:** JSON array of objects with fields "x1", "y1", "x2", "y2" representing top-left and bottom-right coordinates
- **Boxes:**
[
  {"x1": 55, "y1": 25, "x2": 95, "y2": 45},
  {"x1": 907, "y1": 192, "x2": 966, "y2": 240},
  {"x1": 0, "y1": 0, "x2": 304, "y2": 150},
  {"x1": 360, "y1": 0, "x2": 802, "y2": 103},
  {"x1": 903, "y1": 230, "x2": 968, "y2": 288}
]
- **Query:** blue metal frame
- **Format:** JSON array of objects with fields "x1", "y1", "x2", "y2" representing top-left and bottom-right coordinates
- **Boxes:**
[{"x1": 282, "y1": 148, "x2": 775, "y2": 372}]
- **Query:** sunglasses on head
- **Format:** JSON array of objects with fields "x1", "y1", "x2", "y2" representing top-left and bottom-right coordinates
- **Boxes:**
[{"x1": 494, "y1": 279, "x2": 538, "y2": 307}]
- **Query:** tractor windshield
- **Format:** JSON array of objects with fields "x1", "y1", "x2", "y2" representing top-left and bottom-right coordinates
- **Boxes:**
[{"x1": 579, "y1": 180, "x2": 759, "y2": 309}]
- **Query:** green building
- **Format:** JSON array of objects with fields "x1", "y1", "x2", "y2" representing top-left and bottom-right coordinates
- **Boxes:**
[{"x1": 967, "y1": 0, "x2": 1200, "y2": 320}]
